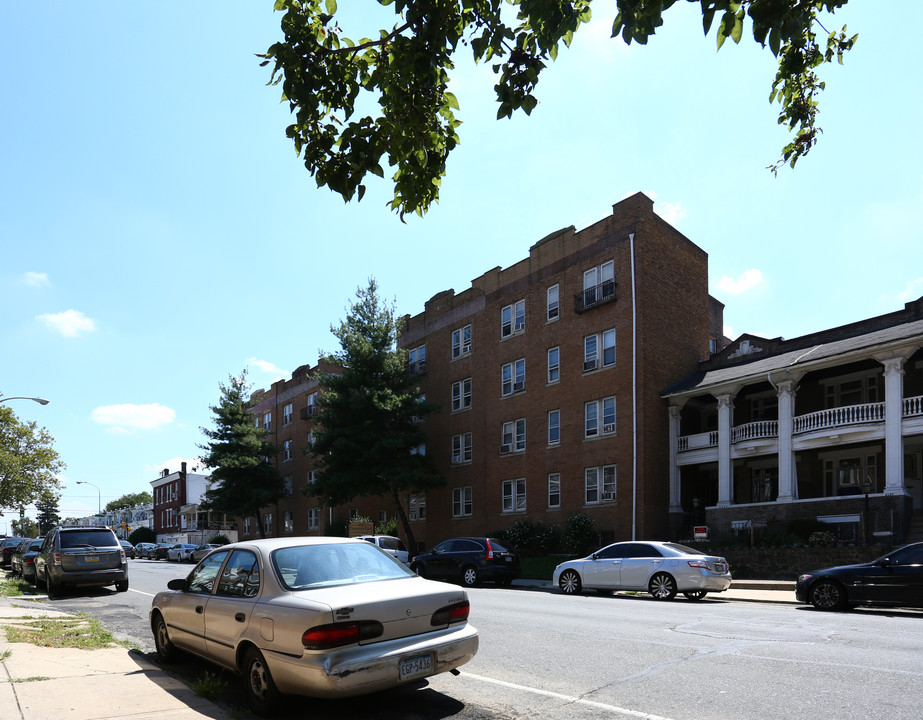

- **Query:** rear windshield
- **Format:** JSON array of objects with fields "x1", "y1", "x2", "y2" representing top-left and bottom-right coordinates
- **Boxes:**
[
  {"x1": 60, "y1": 530, "x2": 118, "y2": 549},
  {"x1": 273, "y1": 542, "x2": 413, "y2": 590},
  {"x1": 379, "y1": 537, "x2": 407, "y2": 552},
  {"x1": 662, "y1": 543, "x2": 705, "y2": 556}
]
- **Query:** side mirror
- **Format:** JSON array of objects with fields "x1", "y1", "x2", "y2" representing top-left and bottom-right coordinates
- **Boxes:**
[
  {"x1": 167, "y1": 578, "x2": 186, "y2": 591},
  {"x1": 878, "y1": 557, "x2": 892, "y2": 567},
  {"x1": 592, "y1": 553, "x2": 599, "y2": 561}
]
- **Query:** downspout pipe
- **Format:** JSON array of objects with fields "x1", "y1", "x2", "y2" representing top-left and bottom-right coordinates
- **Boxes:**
[{"x1": 630, "y1": 232, "x2": 638, "y2": 541}]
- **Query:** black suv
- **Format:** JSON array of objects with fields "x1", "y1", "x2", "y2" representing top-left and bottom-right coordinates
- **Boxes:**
[
  {"x1": 35, "y1": 526, "x2": 129, "y2": 598},
  {"x1": 410, "y1": 537, "x2": 520, "y2": 587}
]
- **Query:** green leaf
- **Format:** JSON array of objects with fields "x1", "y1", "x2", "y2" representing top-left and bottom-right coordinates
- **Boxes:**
[{"x1": 325, "y1": 0, "x2": 337, "y2": 15}]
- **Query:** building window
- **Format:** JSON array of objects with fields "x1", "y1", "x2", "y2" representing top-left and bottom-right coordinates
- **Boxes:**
[
  {"x1": 584, "y1": 329, "x2": 615, "y2": 371},
  {"x1": 548, "y1": 473, "x2": 561, "y2": 508},
  {"x1": 452, "y1": 433, "x2": 472, "y2": 464},
  {"x1": 453, "y1": 487, "x2": 473, "y2": 517},
  {"x1": 581, "y1": 260, "x2": 615, "y2": 308},
  {"x1": 823, "y1": 372, "x2": 881, "y2": 408},
  {"x1": 501, "y1": 358, "x2": 526, "y2": 396},
  {"x1": 243, "y1": 517, "x2": 251, "y2": 535},
  {"x1": 307, "y1": 507, "x2": 319, "y2": 530},
  {"x1": 452, "y1": 325, "x2": 472, "y2": 358},
  {"x1": 502, "y1": 478, "x2": 526, "y2": 513},
  {"x1": 283, "y1": 440, "x2": 293, "y2": 462},
  {"x1": 452, "y1": 378, "x2": 472, "y2": 411},
  {"x1": 283, "y1": 475, "x2": 293, "y2": 496},
  {"x1": 585, "y1": 465, "x2": 616, "y2": 504},
  {"x1": 409, "y1": 494, "x2": 426, "y2": 521},
  {"x1": 409, "y1": 344, "x2": 426, "y2": 374},
  {"x1": 262, "y1": 412, "x2": 272, "y2": 432},
  {"x1": 378, "y1": 510, "x2": 387, "y2": 523},
  {"x1": 709, "y1": 337, "x2": 718, "y2": 355},
  {"x1": 410, "y1": 443, "x2": 426, "y2": 456},
  {"x1": 585, "y1": 397, "x2": 616, "y2": 437},
  {"x1": 548, "y1": 346, "x2": 560, "y2": 384},
  {"x1": 501, "y1": 418, "x2": 526, "y2": 454},
  {"x1": 548, "y1": 410, "x2": 560, "y2": 446},
  {"x1": 307, "y1": 469, "x2": 317, "y2": 484},
  {"x1": 283, "y1": 511, "x2": 294, "y2": 533},
  {"x1": 547, "y1": 284, "x2": 559, "y2": 321},
  {"x1": 501, "y1": 299, "x2": 525, "y2": 338},
  {"x1": 283, "y1": 403, "x2": 293, "y2": 426},
  {"x1": 306, "y1": 392, "x2": 318, "y2": 417},
  {"x1": 263, "y1": 512, "x2": 273, "y2": 535}
]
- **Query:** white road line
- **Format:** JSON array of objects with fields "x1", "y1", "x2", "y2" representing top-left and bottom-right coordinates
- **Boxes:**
[
  {"x1": 129, "y1": 588, "x2": 155, "y2": 597},
  {"x1": 460, "y1": 672, "x2": 677, "y2": 720}
]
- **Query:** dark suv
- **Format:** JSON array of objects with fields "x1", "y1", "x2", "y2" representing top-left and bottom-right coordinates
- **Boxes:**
[
  {"x1": 410, "y1": 537, "x2": 520, "y2": 587},
  {"x1": 35, "y1": 526, "x2": 129, "y2": 598}
]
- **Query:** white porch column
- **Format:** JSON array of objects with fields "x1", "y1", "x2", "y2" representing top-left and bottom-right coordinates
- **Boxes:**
[
  {"x1": 883, "y1": 358, "x2": 905, "y2": 493},
  {"x1": 776, "y1": 380, "x2": 797, "y2": 502},
  {"x1": 669, "y1": 405, "x2": 683, "y2": 512},
  {"x1": 717, "y1": 394, "x2": 734, "y2": 507}
]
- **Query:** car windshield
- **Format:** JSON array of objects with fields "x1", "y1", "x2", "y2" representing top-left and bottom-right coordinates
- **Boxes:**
[
  {"x1": 60, "y1": 530, "x2": 117, "y2": 548},
  {"x1": 274, "y1": 542, "x2": 414, "y2": 590}
]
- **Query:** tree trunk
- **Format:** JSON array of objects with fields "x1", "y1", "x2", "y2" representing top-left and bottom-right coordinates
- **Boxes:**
[
  {"x1": 256, "y1": 509, "x2": 266, "y2": 538},
  {"x1": 391, "y1": 487, "x2": 416, "y2": 558}
]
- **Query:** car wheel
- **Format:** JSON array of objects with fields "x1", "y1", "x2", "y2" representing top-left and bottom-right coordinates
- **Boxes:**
[
  {"x1": 410, "y1": 563, "x2": 425, "y2": 578},
  {"x1": 809, "y1": 579, "x2": 847, "y2": 611},
  {"x1": 461, "y1": 566, "x2": 479, "y2": 587},
  {"x1": 558, "y1": 569, "x2": 582, "y2": 595},
  {"x1": 152, "y1": 612, "x2": 179, "y2": 663},
  {"x1": 46, "y1": 570, "x2": 60, "y2": 599},
  {"x1": 244, "y1": 647, "x2": 283, "y2": 717},
  {"x1": 115, "y1": 579, "x2": 129, "y2": 592},
  {"x1": 684, "y1": 590, "x2": 708, "y2": 601},
  {"x1": 649, "y1": 572, "x2": 677, "y2": 601}
]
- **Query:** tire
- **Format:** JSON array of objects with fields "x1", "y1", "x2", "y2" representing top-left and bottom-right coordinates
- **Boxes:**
[
  {"x1": 410, "y1": 563, "x2": 425, "y2": 578},
  {"x1": 243, "y1": 647, "x2": 283, "y2": 717},
  {"x1": 809, "y1": 579, "x2": 847, "y2": 611},
  {"x1": 461, "y1": 566, "x2": 479, "y2": 587},
  {"x1": 152, "y1": 612, "x2": 179, "y2": 663},
  {"x1": 46, "y1": 570, "x2": 60, "y2": 599},
  {"x1": 649, "y1": 572, "x2": 677, "y2": 601},
  {"x1": 684, "y1": 590, "x2": 708, "y2": 601},
  {"x1": 115, "y1": 579, "x2": 129, "y2": 592},
  {"x1": 558, "y1": 569, "x2": 582, "y2": 595}
]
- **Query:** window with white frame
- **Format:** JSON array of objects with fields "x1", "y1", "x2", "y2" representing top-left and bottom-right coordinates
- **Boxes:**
[
  {"x1": 409, "y1": 494, "x2": 426, "y2": 521},
  {"x1": 243, "y1": 517, "x2": 251, "y2": 535},
  {"x1": 283, "y1": 475, "x2": 293, "y2": 496},
  {"x1": 283, "y1": 403, "x2": 293, "y2": 426},
  {"x1": 547, "y1": 284, "x2": 559, "y2": 321},
  {"x1": 283, "y1": 511, "x2": 294, "y2": 533},
  {"x1": 582, "y1": 260, "x2": 615, "y2": 306},
  {"x1": 408, "y1": 344, "x2": 426, "y2": 374},
  {"x1": 307, "y1": 507, "x2": 319, "y2": 530},
  {"x1": 263, "y1": 512, "x2": 273, "y2": 535},
  {"x1": 452, "y1": 324, "x2": 472, "y2": 358},
  {"x1": 452, "y1": 432, "x2": 472, "y2": 464},
  {"x1": 283, "y1": 439, "x2": 293, "y2": 461},
  {"x1": 585, "y1": 465, "x2": 616, "y2": 504},
  {"x1": 501, "y1": 358, "x2": 526, "y2": 396},
  {"x1": 585, "y1": 397, "x2": 616, "y2": 437},
  {"x1": 452, "y1": 378, "x2": 472, "y2": 411},
  {"x1": 307, "y1": 469, "x2": 317, "y2": 484},
  {"x1": 306, "y1": 430, "x2": 315, "y2": 449},
  {"x1": 452, "y1": 486, "x2": 473, "y2": 517},
  {"x1": 263, "y1": 412, "x2": 272, "y2": 432},
  {"x1": 547, "y1": 346, "x2": 560, "y2": 383},
  {"x1": 823, "y1": 371, "x2": 881, "y2": 408},
  {"x1": 501, "y1": 299, "x2": 525, "y2": 338},
  {"x1": 502, "y1": 478, "x2": 526, "y2": 513},
  {"x1": 583, "y1": 329, "x2": 615, "y2": 371},
  {"x1": 548, "y1": 473, "x2": 561, "y2": 508},
  {"x1": 378, "y1": 510, "x2": 387, "y2": 523},
  {"x1": 410, "y1": 443, "x2": 426, "y2": 456},
  {"x1": 306, "y1": 391, "x2": 318, "y2": 416},
  {"x1": 548, "y1": 409, "x2": 560, "y2": 445},
  {"x1": 501, "y1": 418, "x2": 526, "y2": 454}
]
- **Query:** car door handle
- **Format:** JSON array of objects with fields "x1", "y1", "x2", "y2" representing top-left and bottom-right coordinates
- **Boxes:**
[
  {"x1": 235, "y1": 613, "x2": 246, "y2": 623},
  {"x1": 196, "y1": 606, "x2": 204, "y2": 614}
]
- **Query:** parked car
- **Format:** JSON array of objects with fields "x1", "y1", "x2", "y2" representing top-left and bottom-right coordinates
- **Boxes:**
[
  {"x1": 9, "y1": 538, "x2": 36, "y2": 577},
  {"x1": 355, "y1": 535, "x2": 409, "y2": 564},
  {"x1": 189, "y1": 543, "x2": 222, "y2": 563},
  {"x1": 34, "y1": 526, "x2": 128, "y2": 598},
  {"x1": 134, "y1": 542, "x2": 157, "y2": 558},
  {"x1": 553, "y1": 541, "x2": 732, "y2": 600},
  {"x1": 167, "y1": 544, "x2": 199, "y2": 562},
  {"x1": 1, "y1": 537, "x2": 26, "y2": 569},
  {"x1": 410, "y1": 537, "x2": 520, "y2": 587},
  {"x1": 150, "y1": 536, "x2": 478, "y2": 715},
  {"x1": 151, "y1": 543, "x2": 173, "y2": 560},
  {"x1": 119, "y1": 540, "x2": 136, "y2": 559},
  {"x1": 796, "y1": 541, "x2": 923, "y2": 611},
  {"x1": 19, "y1": 538, "x2": 45, "y2": 584}
]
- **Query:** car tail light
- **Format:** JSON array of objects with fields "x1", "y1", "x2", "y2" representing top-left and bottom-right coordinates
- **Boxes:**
[
  {"x1": 687, "y1": 560, "x2": 709, "y2": 569},
  {"x1": 302, "y1": 620, "x2": 383, "y2": 650},
  {"x1": 485, "y1": 539, "x2": 494, "y2": 561},
  {"x1": 25, "y1": 558, "x2": 34, "y2": 566},
  {"x1": 52, "y1": 552, "x2": 62, "y2": 566},
  {"x1": 430, "y1": 600, "x2": 470, "y2": 627}
]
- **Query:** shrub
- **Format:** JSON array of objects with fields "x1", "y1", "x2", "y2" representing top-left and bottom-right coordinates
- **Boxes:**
[
  {"x1": 562, "y1": 513, "x2": 600, "y2": 556},
  {"x1": 495, "y1": 518, "x2": 562, "y2": 556},
  {"x1": 326, "y1": 520, "x2": 349, "y2": 537},
  {"x1": 375, "y1": 516, "x2": 399, "y2": 536},
  {"x1": 127, "y1": 527, "x2": 155, "y2": 545},
  {"x1": 208, "y1": 534, "x2": 230, "y2": 545},
  {"x1": 789, "y1": 518, "x2": 827, "y2": 542},
  {"x1": 808, "y1": 531, "x2": 836, "y2": 547}
]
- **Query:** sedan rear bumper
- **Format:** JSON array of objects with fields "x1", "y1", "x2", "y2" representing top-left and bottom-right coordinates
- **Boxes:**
[{"x1": 266, "y1": 623, "x2": 479, "y2": 699}]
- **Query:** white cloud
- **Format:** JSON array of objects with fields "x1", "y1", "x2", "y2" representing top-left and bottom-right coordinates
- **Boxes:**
[
  {"x1": 654, "y1": 201, "x2": 687, "y2": 225},
  {"x1": 724, "y1": 325, "x2": 735, "y2": 340},
  {"x1": 897, "y1": 277, "x2": 923, "y2": 304},
  {"x1": 24, "y1": 271, "x2": 51, "y2": 287},
  {"x1": 91, "y1": 403, "x2": 176, "y2": 433},
  {"x1": 37, "y1": 309, "x2": 97, "y2": 337},
  {"x1": 715, "y1": 269, "x2": 764, "y2": 296},
  {"x1": 247, "y1": 358, "x2": 289, "y2": 382},
  {"x1": 147, "y1": 456, "x2": 207, "y2": 476}
]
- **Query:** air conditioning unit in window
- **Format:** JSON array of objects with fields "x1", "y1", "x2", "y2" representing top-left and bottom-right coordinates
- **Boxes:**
[
  {"x1": 602, "y1": 491, "x2": 616, "y2": 501},
  {"x1": 513, "y1": 381, "x2": 525, "y2": 392},
  {"x1": 500, "y1": 443, "x2": 512, "y2": 454},
  {"x1": 452, "y1": 454, "x2": 463, "y2": 464},
  {"x1": 603, "y1": 423, "x2": 615, "y2": 433},
  {"x1": 284, "y1": 488, "x2": 293, "y2": 496},
  {"x1": 584, "y1": 360, "x2": 597, "y2": 372},
  {"x1": 462, "y1": 343, "x2": 471, "y2": 354}
]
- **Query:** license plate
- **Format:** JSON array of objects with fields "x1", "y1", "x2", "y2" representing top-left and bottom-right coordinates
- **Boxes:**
[
  {"x1": 505, "y1": 556, "x2": 512, "y2": 563},
  {"x1": 83, "y1": 555, "x2": 100, "y2": 563},
  {"x1": 715, "y1": 562, "x2": 727, "y2": 572},
  {"x1": 398, "y1": 654, "x2": 433, "y2": 681}
]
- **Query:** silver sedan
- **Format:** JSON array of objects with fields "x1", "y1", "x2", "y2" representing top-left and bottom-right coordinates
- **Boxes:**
[
  {"x1": 553, "y1": 541, "x2": 732, "y2": 600},
  {"x1": 150, "y1": 536, "x2": 478, "y2": 715}
]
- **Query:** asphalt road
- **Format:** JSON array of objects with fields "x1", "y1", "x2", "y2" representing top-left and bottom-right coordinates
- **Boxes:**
[{"x1": 23, "y1": 559, "x2": 923, "y2": 720}]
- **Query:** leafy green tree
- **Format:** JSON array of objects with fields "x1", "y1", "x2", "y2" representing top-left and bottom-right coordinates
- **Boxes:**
[
  {"x1": 105, "y1": 491, "x2": 153, "y2": 512},
  {"x1": 199, "y1": 372, "x2": 286, "y2": 538},
  {"x1": 128, "y1": 526, "x2": 156, "y2": 545},
  {"x1": 35, "y1": 493, "x2": 61, "y2": 535},
  {"x1": 309, "y1": 279, "x2": 441, "y2": 552},
  {"x1": 260, "y1": 0, "x2": 857, "y2": 217},
  {"x1": 11, "y1": 517, "x2": 39, "y2": 537},
  {"x1": 0, "y1": 406, "x2": 64, "y2": 516}
]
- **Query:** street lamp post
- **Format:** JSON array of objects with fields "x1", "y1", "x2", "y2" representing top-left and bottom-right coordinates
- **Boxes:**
[
  {"x1": 0, "y1": 395, "x2": 50, "y2": 405},
  {"x1": 76, "y1": 480, "x2": 102, "y2": 516}
]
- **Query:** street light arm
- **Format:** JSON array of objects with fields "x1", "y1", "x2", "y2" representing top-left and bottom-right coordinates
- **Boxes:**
[{"x1": 0, "y1": 396, "x2": 50, "y2": 405}]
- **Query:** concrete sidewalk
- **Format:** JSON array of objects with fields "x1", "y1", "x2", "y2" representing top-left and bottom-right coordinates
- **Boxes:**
[{"x1": 0, "y1": 580, "x2": 797, "y2": 720}]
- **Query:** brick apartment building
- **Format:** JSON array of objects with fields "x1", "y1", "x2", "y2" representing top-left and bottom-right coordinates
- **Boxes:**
[{"x1": 244, "y1": 193, "x2": 725, "y2": 548}]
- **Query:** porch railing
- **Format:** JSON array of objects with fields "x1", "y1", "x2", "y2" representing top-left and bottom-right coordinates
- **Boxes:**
[
  {"x1": 793, "y1": 402, "x2": 885, "y2": 434},
  {"x1": 905, "y1": 395, "x2": 923, "y2": 417},
  {"x1": 731, "y1": 420, "x2": 778, "y2": 443}
]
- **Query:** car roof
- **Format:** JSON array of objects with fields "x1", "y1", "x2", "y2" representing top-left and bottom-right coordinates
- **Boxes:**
[{"x1": 220, "y1": 536, "x2": 367, "y2": 553}]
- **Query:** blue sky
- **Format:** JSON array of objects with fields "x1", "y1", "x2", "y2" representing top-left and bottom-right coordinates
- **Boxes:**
[{"x1": 2, "y1": 2, "x2": 920, "y2": 528}]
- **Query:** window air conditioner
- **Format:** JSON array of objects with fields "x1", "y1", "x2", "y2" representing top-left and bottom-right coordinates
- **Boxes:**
[
  {"x1": 513, "y1": 381, "x2": 525, "y2": 392},
  {"x1": 500, "y1": 443, "x2": 512, "y2": 454},
  {"x1": 584, "y1": 360, "x2": 597, "y2": 372},
  {"x1": 452, "y1": 455, "x2": 463, "y2": 464},
  {"x1": 602, "y1": 491, "x2": 616, "y2": 501},
  {"x1": 603, "y1": 423, "x2": 615, "y2": 434}
]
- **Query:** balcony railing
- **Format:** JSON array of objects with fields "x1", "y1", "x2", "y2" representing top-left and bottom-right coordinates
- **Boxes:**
[
  {"x1": 677, "y1": 431, "x2": 718, "y2": 452},
  {"x1": 793, "y1": 402, "x2": 885, "y2": 434},
  {"x1": 574, "y1": 279, "x2": 617, "y2": 313},
  {"x1": 731, "y1": 420, "x2": 778, "y2": 443},
  {"x1": 905, "y1": 395, "x2": 923, "y2": 418}
]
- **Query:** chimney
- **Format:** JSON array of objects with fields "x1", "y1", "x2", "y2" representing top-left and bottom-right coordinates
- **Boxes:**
[{"x1": 181, "y1": 461, "x2": 187, "y2": 476}]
